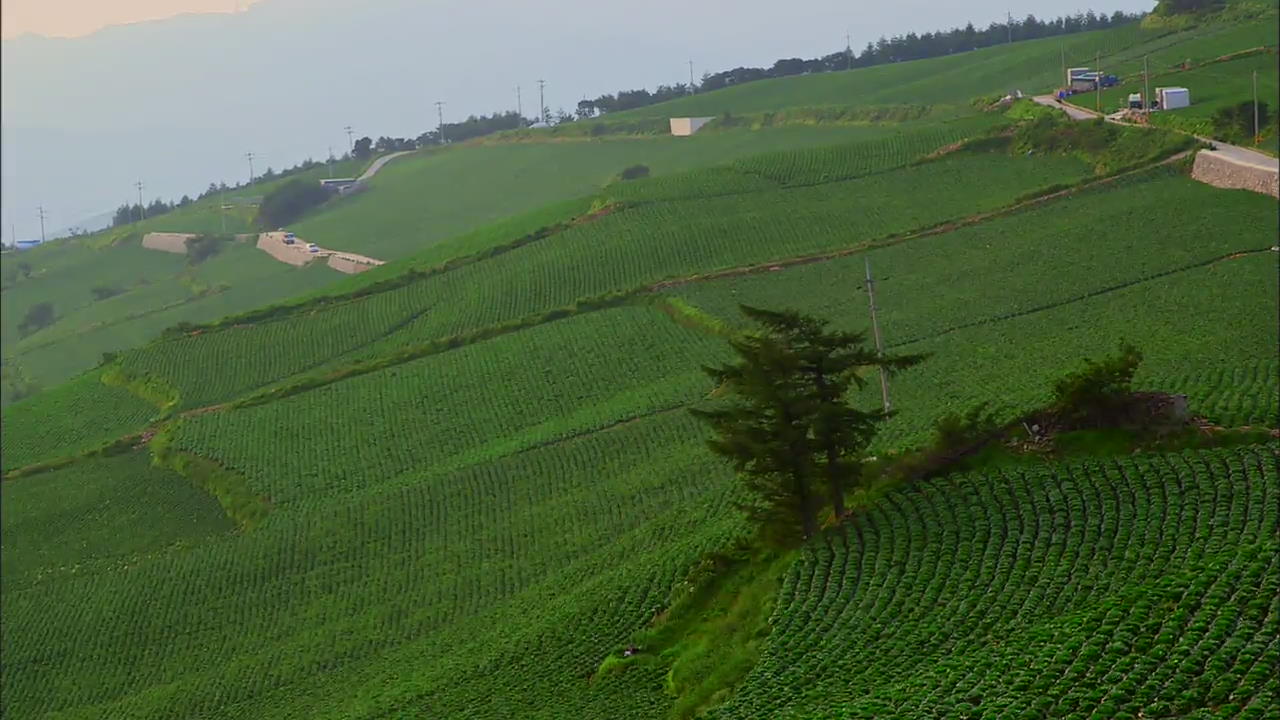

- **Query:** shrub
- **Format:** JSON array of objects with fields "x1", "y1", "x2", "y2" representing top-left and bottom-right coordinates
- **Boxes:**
[
  {"x1": 1212, "y1": 101, "x2": 1270, "y2": 144},
  {"x1": 90, "y1": 286, "x2": 124, "y2": 301},
  {"x1": 18, "y1": 302, "x2": 55, "y2": 336},
  {"x1": 185, "y1": 235, "x2": 232, "y2": 266},
  {"x1": 257, "y1": 178, "x2": 330, "y2": 229},
  {"x1": 620, "y1": 164, "x2": 651, "y2": 181},
  {"x1": 1049, "y1": 343, "x2": 1143, "y2": 427}
]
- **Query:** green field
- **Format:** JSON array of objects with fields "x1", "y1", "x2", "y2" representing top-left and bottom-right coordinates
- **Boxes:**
[
  {"x1": 709, "y1": 447, "x2": 1279, "y2": 719},
  {"x1": 3, "y1": 6, "x2": 1279, "y2": 719}
]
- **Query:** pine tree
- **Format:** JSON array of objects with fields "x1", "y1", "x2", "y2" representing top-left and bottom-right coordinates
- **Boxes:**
[
  {"x1": 738, "y1": 307, "x2": 924, "y2": 520},
  {"x1": 692, "y1": 306, "x2": 924, "y2": 543},
  {"x1": 692, "y1": 328, "x2": 821, "y2": 542}
]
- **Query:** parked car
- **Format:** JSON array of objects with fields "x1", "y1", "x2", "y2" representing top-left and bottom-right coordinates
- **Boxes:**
[{"x1": 307, "y1": 243, "x2": 320, "y2": 254}]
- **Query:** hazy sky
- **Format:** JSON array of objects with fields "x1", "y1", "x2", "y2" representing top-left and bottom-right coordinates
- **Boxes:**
[
  {"x1": 1, "y1": 0, "x2": 264, "y2": 38},
  {"x1": 2, "y1": 0, "x2": 1158, "y2": 239}
]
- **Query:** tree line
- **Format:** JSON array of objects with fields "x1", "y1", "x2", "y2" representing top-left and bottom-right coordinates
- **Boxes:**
[
  {"x1": 578, "y1": 9, "x2": 1144, "y2": 116},
  {"x1": 110, "y1": 6, "x2": 1145, "y2": 230}
]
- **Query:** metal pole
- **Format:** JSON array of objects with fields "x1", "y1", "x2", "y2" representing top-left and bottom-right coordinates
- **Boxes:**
[
  {"x1": 537, "y1": 79, "x2": 546, "y2": 124},
  {"x1": 688, "y1": 60, "x2": 695, "y2": 93},
  {"x1": 516, "y1": 85, "x2": 523, "y2": 119},
  {"x1": 847, "y1": 32, "x2": 853, "y2": 71},
  {"x1": 864, "y1": 257, "x2": 890, "y2": 413},
  {"x1": 1095, "y1": 51, "x2": 1101, "y2": 114},
  {"x1": 1007, "y1": 12, "x2": 1012, "y2": 44},
  {"x1": 246, "y1": 152, "x2": 255, "y2": 185},
  {"x1": 136, "y1": 181, "x2": 146, "y2": 220},
  {"x1": 1144, "y1": 55, "x2": 1151, "y2": 114},
  {"x1": 327, "y1": 147, "x2": 333, "y2": 179},
  {"x1": 344, "y1": 126, "x2": 353, "y2": 154},
  {"x1": 1254, "y1": 70, "x2": 1260, "y2": 144},
  {"x1": 37, "y1": 206, "x2": 46, "y2": 243},
  {"x1": 435, "y1": 101, "x2": 446, "y2": 144}
]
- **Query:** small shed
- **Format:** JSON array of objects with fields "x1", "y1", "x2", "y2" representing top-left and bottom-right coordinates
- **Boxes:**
[
  {"x1": 15, "y1": 239, "x2": 40, "y2": 251},
  {"x1": 1156, "y1": 87, "x2": 1191, "y2": 110},
  {"x1": 669, "y1": 117, "x2": 715, "y2": 137}
]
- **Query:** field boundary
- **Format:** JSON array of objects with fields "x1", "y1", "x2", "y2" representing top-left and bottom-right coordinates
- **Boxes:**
[
  {"x1": 649, "y1": 157, "x2": 1188, "y2": 292},
  {"x1": 888, "y1": 246, "x2": 1278, "y2": 349}
]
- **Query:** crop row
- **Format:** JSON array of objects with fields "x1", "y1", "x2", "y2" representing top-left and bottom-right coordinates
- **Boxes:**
[
  {"x1": 731, "y1": 118, "x2": 1002, "y2": 186},
  {"x1": 0, "y1": 450, "x2": 231, "y2": 589},
  {"x1": 169, "y1": 306, "x2": 729, "y2": 507},
  {"x1": 0, "y1": 412, "x2": 744, "y2": 719},
  {"x1": 708, "y1": 447, "x2": 1279, "y2": 719},
  {"x1": 0, "y1": 370, "x2": 158, "y2": 471}
]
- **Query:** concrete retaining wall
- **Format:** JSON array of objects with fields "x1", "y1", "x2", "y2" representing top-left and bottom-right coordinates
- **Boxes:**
[
  {"x1": 327, "y1": 255, "x2": 382, "y2": 274},
  {"x1": 670, "y1": 117, "x2": 715, "y2": 137},
  {"x1": 1191, "y1": 151, "x2": 1279, "y2": 198}
]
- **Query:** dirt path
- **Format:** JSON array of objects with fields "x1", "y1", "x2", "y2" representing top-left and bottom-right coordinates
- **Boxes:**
[
  {"x1": 142, "y1": 232, "x2": 196, "y2": 254},
  {"x1": 1032, "y1": 95, "x2": 1102, "y2": 121}
]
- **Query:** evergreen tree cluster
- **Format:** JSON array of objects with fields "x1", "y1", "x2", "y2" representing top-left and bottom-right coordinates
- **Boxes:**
[{"x1": 692, "y1": 307, "x2": 923, "y2": 544}]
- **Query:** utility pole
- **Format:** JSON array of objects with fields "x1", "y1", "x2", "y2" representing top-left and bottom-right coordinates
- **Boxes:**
[
  {"x1": 864, "y1": 258, "x2": 890, "y2": 413},
  {"x1": 688, "y1": 59, "x2": 695, "y2": 93},
  {"x1": 220, "y1": 184, "x2": 227, "y2": 234},
  {"x1": 1144, "y1": 55, "x2": 1151, "y2": 114},
  {"x1": 1095, "y1": 51, "x2": 1102, "y2": 114},
  {"x1": 344, "y1": 126, "x2": 354, "y2": 154},
  {"x1": 1007, "y1": 11, "x2": 1013, "y2": 44},
  {"x1": 246, "y1": 152, "x2": 255, "y2": 185},
  {"x1": 327, "y1": 146, "x2": 334, "y2": 178},
  {"x1": 537, "y1": 79, "x2": 547, "y2": 125},
  {"x1": 136, "y1": 181, "x2": 146, "y2": 219},
  {"x1": 435, "y1": 101, "x2": 446, "y2": 144},
  {"x1": 847, "y1": 32, "x2": 853, "y2": 71},
  {"x1": 1253, "y1": 69, "x2": 1260, "y2": 145},
  {"x1": 1060, "y1": 43, "x2": 1066, "y2": 87},
  {"x1": 37, "y1": 206, "x2": 47, "y2": 243}
]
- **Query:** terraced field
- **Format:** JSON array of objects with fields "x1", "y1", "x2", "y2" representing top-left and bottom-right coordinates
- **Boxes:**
[
  {"x1": 708, "y1": 446, "x2": 1279, "y2": 719},
  {"x1": 0, "y1": 413, "x2": 744, "y2": 719},
  {"x1": 3, "y1": 9, "x2": 1277, "y2": 718},
  {"x1": 0, "y1": 370, "x2": 158, "y2": 472}
]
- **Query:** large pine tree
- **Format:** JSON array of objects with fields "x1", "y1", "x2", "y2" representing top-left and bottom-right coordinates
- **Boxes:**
[{"x1": 693, "y1": 306, "x2": 923, "y2": 542}]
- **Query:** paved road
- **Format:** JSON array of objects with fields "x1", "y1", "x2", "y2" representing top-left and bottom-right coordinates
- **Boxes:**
[
  {"x1": 356, "y1": 151, "x2": 415, "y2": 183},
  {"x1": 1196, "y1": 140, "x2": 1279, "y2": 172}
]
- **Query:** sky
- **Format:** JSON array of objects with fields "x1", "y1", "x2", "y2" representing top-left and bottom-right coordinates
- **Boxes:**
[
  {"x1": 1, "y1": 0, "x2": 1157, "y2": 240},
  {"x1": 1, "y1": 0, "x2": 264, "y2": 39}
]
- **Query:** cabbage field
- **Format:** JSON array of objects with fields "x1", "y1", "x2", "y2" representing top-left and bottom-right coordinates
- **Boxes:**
[{"x1": 709, "y1": 447, "x2": 1279, "y2": 719}]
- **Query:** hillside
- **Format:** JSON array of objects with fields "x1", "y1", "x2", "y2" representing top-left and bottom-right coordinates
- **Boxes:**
[{"x1": 2, "y1": 7, "x2": 1279, "y2": 719}]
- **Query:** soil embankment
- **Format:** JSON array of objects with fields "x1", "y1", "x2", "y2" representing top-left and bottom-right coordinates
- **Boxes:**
[{"x1": 142, "y1": 233, "x2": 196, "y2": 254}]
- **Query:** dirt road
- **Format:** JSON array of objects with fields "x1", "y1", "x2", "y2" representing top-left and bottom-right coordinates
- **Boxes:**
[
  {"x1": 255, "y1": 232, "x2": 384, "y2": 273},
  {"x1": 1032, "y1": 95, "x2": 1103, "y2": 121}
]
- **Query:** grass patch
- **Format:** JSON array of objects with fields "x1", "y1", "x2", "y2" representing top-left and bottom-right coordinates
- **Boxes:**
[{"x1": 597, "y1": 543, "x2": 795, "y2": 719}]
